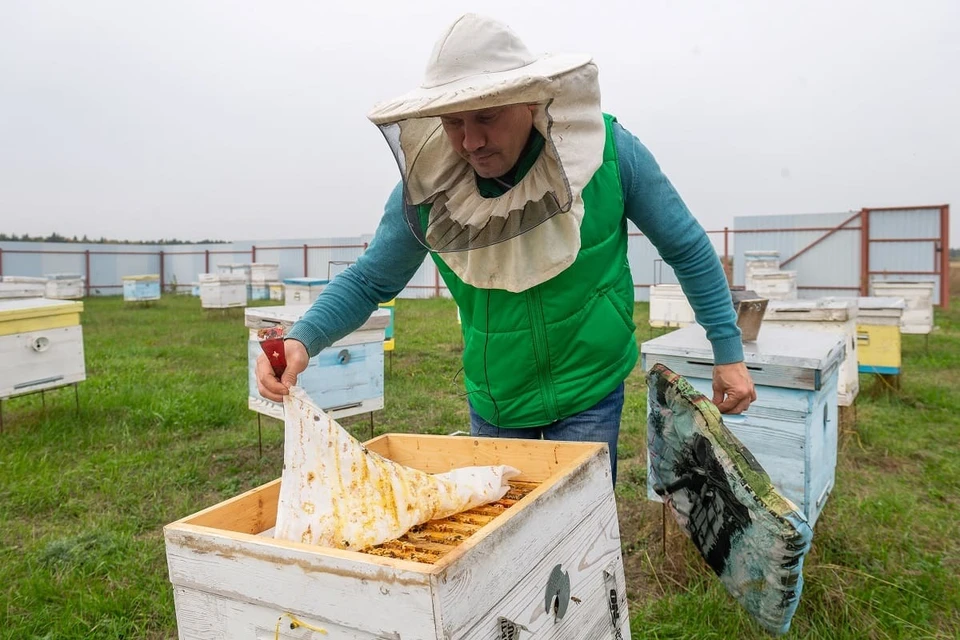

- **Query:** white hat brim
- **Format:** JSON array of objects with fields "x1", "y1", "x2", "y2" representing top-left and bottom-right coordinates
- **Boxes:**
[{"x1": 368, "y1": 52, "x2": 593, "y2": 124}]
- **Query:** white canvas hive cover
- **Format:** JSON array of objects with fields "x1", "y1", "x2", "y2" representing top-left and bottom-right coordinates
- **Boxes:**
[{"x1": 275, "y1": 387, "x2": 520, "y2": 551}]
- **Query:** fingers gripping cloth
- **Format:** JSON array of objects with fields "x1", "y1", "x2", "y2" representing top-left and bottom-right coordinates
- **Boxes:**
[
  {"x1": 647, "y1": 364, "x2": 814, "y2": 636},
  {"x1": 275, "y1": 387, "x2": 521, "y2": 551}
]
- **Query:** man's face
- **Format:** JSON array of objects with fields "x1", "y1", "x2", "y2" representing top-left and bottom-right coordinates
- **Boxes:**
[{"x1": 439, "y1": 104, "x2": 537, "y2": 179}]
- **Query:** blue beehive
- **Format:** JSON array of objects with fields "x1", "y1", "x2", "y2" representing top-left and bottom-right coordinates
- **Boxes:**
[
  {"x1": 244, "y1": 305, "x2": 390, "y2": 421},
  {"x1": 122, "y1": 275, "x2": 161, "y2": 302},
  {"x1": 641, "y1": 324, "x2": 844, "y2": 528}
]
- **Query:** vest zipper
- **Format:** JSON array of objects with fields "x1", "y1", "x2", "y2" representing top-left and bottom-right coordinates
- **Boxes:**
[{"x1": 525, "y1": 288, "x2": 560, "y2": 421}]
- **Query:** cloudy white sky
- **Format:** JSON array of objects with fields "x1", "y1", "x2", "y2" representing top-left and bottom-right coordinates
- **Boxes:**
[{"x1": 1, "y1": 0, "x2": 958, "y2": 245}]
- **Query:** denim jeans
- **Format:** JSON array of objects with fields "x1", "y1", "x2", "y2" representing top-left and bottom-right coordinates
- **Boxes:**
[{"x1": 468, "y1": 382, "x2": 625, "y2": 485}]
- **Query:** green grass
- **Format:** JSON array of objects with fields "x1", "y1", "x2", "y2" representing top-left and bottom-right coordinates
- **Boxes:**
[{"x1": 0, "y1": 295, "x2": 958, "y2": 639}]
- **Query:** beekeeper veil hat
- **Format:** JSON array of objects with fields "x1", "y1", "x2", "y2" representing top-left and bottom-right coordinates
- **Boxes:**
[{"x1": 368, "y1": 13, "x2": 605, "y2": 293}]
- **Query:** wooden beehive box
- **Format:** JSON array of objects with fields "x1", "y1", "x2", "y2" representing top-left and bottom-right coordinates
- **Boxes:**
[
  {"x1": 379, "y1": 299, "x2": 396, "y2": 351},
  {"x1": 852, "y1": 297, "x2": 906, "y2": 375},
  {"x1": 218, "y1": 263, "x2": 252, "y2": 284},
  {"x1": 245, "y1": 306, "x2": 390, "y2": 420},
  {"x1": 200, "y1": 273, "x2": 247, "y2": 309},
  {"x1": 249, "y1": 263, "x2": 280, "y2": 284},
  {"x1": 642, "y1": 324, "x2": 844, "y2": 528},
  {"x1": 163, "y1": 435, "x2": 629, "y2": 639},
  {"x1": 649, "y1": 284, "x2": 695, "y2": 328},
  {"x1": 869, "y1": 280, "x2": 934, "y2": 335},
  {"x1": 283, "y1": 277, "x2": 329, "y2": 305},
  {"x1": 44, "y1": 273, "x2": 85, "y2": 300},
  {"x1": 763, "y1": 298, "x2": 859, "y2": 406},
  {"x1": 0, "y1": 276, "x2": 47, "y2": 299},
  {"x1": 268, "y1": 282, "x2": 284, "y2": 302},
  {"x1": 748, "y1": 270, "x2": 797, "y2": 301},
  {"x1": 0, "y1": 298, "x2": 86, "y2": 399},
  {"x1": 122, "y1": 274, "x2": 161, "y2": 302}
]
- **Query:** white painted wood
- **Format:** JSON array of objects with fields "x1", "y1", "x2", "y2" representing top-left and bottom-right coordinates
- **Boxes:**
[
  {"x1": 0, "y1": 325, "x2": 86, "y2": 399},
  {"x1": 200, "y1": 273, "x2": 247, "y2": 309},
  {"x1": 451, "y1": 492, "x2": 630, "y2": 639},
  {"x1": 283, "y1": 279, "x2": 330, "y2": 305},
  {"x1": 640, "y1": 324, "x2": 844, "y2": 391},
  {"x1": 749, "y1": 271, "x2": 798, "y2": 300},
  {"x1": 869, "y1": 281, "x2": 934, "y2": 334},
  {"x1": 163, "y1": 438, "x2": 627, "y2": 640},
  {"x1": 0, "y1": 276, "x2": 47, "y2": 299},
  {"x1": 432, "y1": 449, "x2": 625, "y2": 638},
  {"x1": 217, "y1": 263, "x2": 252, "y2": 283},
  {"x1": 763, "y1": 299, "x2": 859, "y2": 406},
  {"x1": 44, "y1": 274, "x2": 85, "y2": 299},
  {"x1": 164, "y1": 525, "x2": 436, "y2": 639},
  {"x1": 649, "y1": 284, "x2": 696, "y2": 328},
  {"x1": 250, "y1": 263, "x2": 280, "y2": 284}
]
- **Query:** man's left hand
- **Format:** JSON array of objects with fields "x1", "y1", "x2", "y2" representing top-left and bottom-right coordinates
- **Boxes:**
[{"x1": 712, "y1": 361, "x2": 757, "y2": 414}]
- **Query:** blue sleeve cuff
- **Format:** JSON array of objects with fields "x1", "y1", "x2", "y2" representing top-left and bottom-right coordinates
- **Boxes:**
[
  {"x1": 712, "y1": 334, "x2": 745, "y2": 365},
  {"x1": 284, "y1": 328, "x2": 327, "y2": 359}
]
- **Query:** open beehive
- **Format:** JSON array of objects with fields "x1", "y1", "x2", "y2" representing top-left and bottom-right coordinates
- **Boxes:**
[{"x1": 164, "y1": 434, "x2": 629, "y2": 639}]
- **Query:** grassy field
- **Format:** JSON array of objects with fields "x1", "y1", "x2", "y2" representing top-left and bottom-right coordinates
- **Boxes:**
[{"x1": 0, "y1": 294, "x2": 958, "y2": 639}]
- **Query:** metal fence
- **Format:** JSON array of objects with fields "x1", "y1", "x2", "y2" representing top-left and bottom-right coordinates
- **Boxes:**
[{"x1": 0, "y1": 203, "x2": 950, "y2": 307}]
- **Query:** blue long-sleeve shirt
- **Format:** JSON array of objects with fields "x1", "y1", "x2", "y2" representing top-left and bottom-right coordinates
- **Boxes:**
[{"x1": 287, "y1": 122, "x2": 744, "y2": 365}]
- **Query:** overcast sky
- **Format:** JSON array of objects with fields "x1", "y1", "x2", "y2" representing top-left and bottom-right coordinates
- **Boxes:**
[{"x1": 1, "y1": 0, "x2": 958, "y2": 246}]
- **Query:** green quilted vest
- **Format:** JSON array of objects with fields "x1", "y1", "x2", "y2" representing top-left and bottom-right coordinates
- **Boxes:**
[{"x1": 427, "y1": 113, "x2": 637, "y2": 427}]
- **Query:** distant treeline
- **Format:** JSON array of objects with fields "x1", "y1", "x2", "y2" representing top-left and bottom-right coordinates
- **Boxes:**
[{"x1": 0, "y1": 232, "x2": 227, "y2": 244}]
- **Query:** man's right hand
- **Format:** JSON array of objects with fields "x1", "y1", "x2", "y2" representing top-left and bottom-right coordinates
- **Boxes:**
[{"x1": 256, "y1": 338, "x2": 310, "y2": 402}]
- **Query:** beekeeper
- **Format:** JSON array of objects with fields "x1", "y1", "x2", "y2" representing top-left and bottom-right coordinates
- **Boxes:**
[{"x1": 257, "y1": 13, "x2": 756, "y2": 483}]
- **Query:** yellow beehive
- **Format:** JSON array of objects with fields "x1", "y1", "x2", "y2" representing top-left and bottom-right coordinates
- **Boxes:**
[{"x1": 855, "y1": 297, "x2": 906, "y2": 375}]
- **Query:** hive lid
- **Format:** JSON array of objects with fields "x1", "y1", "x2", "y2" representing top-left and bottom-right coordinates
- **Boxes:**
[
  {"x1": 122, "y1": 274, "x2": 159, "y2": 281},
  {"x1": 0, "y1": 298, "x2": 84, "y2": 321},
  {"x1": 199, "y1": 272, "x2": 247, "y2": 284},
  {"x1": 641, "y1": 323, "x2": 844, "y2": 390},
  {"x1": 245, "y1": 305, "x2": 390, "y2": 332},
  {"x1": 764, "y1": 298, "x2": 857, "y2": 322},
  {"x1": 283, "y1": 277, "x2": 329, "y2": 286}
]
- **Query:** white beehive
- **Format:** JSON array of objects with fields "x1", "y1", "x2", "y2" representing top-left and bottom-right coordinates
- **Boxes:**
[
  {"x1": 749, "y1": 270, "x2": 797, "y2": 300},
  {"x1": 163, "y1": 435, "x2": 630, "y2": 639},
  {"x1": 642, "y1": 324, "x2": 844, "y2": 528},
  {"x1": 283, "y1": 278, "x2": 329, "y2": 305},
  {"x1": 199, "y1": 273, "x2": 247, "y2": 309},
  {"x1": 869, "y1": 280, "x2": 934, "y2": 335},
  {"x1": 744, "y1": 250, "x2": 781, "y2": 290},
  {"x1": 0, "y1": 276, "x2": 47, "y2": 299},
  {"x1": 762, "y1": 298, "x2": 859, "y2": 406},
  {"x1": 44, "y1": 273, "x2": 85, "y2": 300},
  {"x1": 0, "y1": 298, "x2": 86, "y2": 400},
  {"x1": 649, "y1": 284, "x2": 696, "y2": 328},
  {"x1": 217, "y1": 263, "x2": 252, "y2": 284},
  {"x1": 249, "y1": 263, "x2": 280, "y2": 284},
  {"x1": 245, "y1": 306, "x2": 390, "y2": 420}
]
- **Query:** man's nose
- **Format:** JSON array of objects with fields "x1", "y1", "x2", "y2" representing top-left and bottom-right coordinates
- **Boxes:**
[{"x1": 462, "y1": 122, "x2": 485, "y2": 153}]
